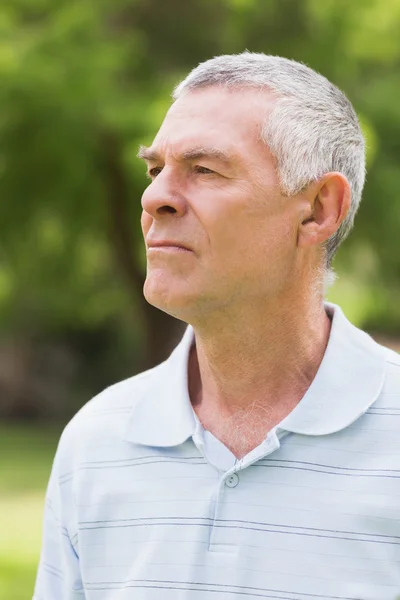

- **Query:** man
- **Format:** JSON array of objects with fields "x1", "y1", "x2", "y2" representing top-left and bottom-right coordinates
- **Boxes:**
[{"x1": 34, "y1": 53, "x2": 400, "y2": 600}]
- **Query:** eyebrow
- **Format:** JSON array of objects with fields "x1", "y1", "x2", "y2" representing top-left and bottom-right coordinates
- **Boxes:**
[{"x1": 137, "y1": 145, "x2": 233, "y2": 165}]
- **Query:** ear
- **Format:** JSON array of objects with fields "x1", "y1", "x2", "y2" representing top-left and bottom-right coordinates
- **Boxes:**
[{"x1": 297, "y1": 172, "x2": 351, "y2": 250}]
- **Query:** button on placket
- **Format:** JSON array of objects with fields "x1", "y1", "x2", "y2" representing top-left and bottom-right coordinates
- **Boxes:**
[{"x1": 225, "y1": 472, "x2": 239, "y2": 488}]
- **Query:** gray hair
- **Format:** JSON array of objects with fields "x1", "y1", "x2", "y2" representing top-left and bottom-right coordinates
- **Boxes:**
[{"x1": 173, "y1": 52, "x2": 366, "y2": 277}]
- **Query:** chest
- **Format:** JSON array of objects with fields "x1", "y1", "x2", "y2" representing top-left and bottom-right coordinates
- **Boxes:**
[{"x1": 73, "y1": 432, "x2": 400, "y2": 600}]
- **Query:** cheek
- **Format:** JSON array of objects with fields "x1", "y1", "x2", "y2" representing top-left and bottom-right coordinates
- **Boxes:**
[{"x1": 229, "y1": 212, "x2": 296, "y2": 271}]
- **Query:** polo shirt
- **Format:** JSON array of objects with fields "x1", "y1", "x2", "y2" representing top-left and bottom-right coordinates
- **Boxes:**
[{"x1": 33, "y1": 303, "x2": 400, "y2": 600}]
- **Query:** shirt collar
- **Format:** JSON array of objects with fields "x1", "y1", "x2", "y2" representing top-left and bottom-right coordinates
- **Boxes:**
[
  {"x1": 278, "y1": 303, "x2": 386, "y2": 435},
  {"x1": 124, "y1": 303, "x2": 386, "y2": 446},
  {"x1": 124, "y1": 325, "x2": 196, "y2": 447}
]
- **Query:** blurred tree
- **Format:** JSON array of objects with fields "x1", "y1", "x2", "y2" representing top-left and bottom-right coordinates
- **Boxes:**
[{"x1": 0, "y1": 0, "x2": 399, "y2": 418}]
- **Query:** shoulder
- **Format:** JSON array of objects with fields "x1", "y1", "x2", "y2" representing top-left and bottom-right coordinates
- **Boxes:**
[
  {"x1": 378, "y1": 340, "x2": 400, "y2": 372},
  {"x1": 382, "y1": 344, "x2": 400, "y2": 383},
  {"x1": 383, "y1": 345, "x2": 400, "y2": 367},
  {"x1": 374, "y1": 341, "x2": 400, "y2": 406},
  {"x1": 54, "y1": 363, "x2": 162, "y2": 472}
]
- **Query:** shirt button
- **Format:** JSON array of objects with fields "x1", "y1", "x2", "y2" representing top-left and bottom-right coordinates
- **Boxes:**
[{"x1": 225, "y1": 473, "x2": 239, "y2": 488}]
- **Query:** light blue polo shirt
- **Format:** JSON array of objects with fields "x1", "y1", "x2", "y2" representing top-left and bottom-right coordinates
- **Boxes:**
[{"x1": 34, "y1": 304, "x2": 400, "y2": 600}]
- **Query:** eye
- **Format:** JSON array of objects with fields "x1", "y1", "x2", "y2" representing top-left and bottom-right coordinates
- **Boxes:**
[
  {"x1": 148, "y1": 166, "x2": 163, "y2": 178},
  {"x1": 194, "y1": 166, "x2": 215, "y2": 174}
]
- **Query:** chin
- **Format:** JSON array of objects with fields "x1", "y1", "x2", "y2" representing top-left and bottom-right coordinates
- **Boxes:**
[{"x1": 143, "y1": 276, "x2": 197, "y2": 319}]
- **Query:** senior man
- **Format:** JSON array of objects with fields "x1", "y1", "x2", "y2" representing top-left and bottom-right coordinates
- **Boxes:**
[{"x1": 34, "y1": 53, "x2": 400, "y2": 600}]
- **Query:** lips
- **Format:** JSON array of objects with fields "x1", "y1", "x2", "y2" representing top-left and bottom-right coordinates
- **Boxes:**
[{"x1": 146, "y1": 240, "x2": 191, "y2": 251}]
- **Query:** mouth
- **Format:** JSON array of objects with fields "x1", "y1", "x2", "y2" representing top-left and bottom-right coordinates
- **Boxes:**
[
  {"x1": 147, "y1": 245, "x2": 190, "y2": 253},
  {"x1": 146, "y1": 240, "x2": 192, "y2": 252}
]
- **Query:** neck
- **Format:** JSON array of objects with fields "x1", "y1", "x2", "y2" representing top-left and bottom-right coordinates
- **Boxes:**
[{"x1": 188, "y1": 290, "x2": 332, "y2": 424}]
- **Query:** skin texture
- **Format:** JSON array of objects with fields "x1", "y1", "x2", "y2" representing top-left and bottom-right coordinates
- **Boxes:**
[{"x1": 139, "y1": 86, "x2": 351, "y2": 458}]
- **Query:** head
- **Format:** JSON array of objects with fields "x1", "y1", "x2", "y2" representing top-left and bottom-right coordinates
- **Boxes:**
[{"x1": 139, "y1": 52, "x2": 365, "y2": 323}]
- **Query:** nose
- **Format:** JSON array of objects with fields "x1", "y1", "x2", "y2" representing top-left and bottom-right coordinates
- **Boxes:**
[{"x1": 141, "y1": 171, "x2": 187, "y2": 220}]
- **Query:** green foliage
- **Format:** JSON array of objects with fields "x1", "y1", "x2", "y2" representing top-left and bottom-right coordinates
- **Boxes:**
[
  {"x1": 2, "y1": 6, "x2": 400, "y2": 595},
  {"x1": 0, "y1": 0, "x2": 399, "y2": 416}
]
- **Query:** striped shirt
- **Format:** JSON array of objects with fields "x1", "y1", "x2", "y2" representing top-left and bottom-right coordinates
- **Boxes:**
[{"x1": 34, "y1": 303, "x2": 400, "y2": 600}]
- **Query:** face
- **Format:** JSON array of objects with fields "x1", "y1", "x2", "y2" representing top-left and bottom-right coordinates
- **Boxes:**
[{"x1": 140, "y1": 87, "x2": 303, "y2": 322}]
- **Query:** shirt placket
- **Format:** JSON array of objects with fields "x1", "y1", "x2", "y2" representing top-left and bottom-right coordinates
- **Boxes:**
[{"x1": 207, "y1": 431, "x2": 281, "y2": 553}]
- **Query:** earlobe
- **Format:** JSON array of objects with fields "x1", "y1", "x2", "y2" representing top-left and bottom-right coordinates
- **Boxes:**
[{"x1": 298, "y1": 217, "x2": 320, "y2": 248}]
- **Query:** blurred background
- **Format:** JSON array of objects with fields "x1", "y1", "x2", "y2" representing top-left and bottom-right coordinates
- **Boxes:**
[{"x1": 0, "y1": 0, "x2": 399, "y2": 597}]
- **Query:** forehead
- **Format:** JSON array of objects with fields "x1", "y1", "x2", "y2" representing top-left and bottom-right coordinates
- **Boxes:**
[{"x1": 151, "y1": 87, "x2": 274, "y2": 158}]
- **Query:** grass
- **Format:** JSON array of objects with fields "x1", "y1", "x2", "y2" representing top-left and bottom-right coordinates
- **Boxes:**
[{"x1": 0, "y1": 423, "x2": 63, "y2": 600}]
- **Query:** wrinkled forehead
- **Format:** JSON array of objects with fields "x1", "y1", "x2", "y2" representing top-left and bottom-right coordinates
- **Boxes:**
[{"x1": 152, "y1": 86, "x2": 275, "y2": 157}]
